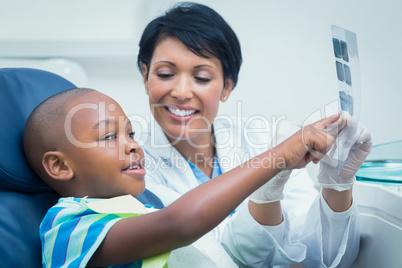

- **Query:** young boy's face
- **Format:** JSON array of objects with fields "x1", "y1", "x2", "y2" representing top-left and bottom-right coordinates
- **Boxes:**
[{"x1": 61, "y1": 91, "x2": 146, "y2": 198}]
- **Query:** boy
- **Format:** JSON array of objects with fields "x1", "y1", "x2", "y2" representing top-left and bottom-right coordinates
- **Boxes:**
[{"x1": 23, "y1": 88, "x2": 338, "y2": 267}]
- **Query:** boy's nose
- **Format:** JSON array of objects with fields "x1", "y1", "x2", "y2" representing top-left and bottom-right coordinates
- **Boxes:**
[{"x1": 125, "y1": 141, "x2": 140, "y2": 154}]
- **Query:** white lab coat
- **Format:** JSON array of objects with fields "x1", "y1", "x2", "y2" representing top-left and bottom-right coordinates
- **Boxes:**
[{"x1": 140, "y1": 116, "x2": 360, "y2": 268}]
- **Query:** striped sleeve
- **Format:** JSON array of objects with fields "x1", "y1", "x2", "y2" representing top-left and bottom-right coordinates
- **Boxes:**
[{"x1": 39, "y1": 197, "x2": 137, "y2": 268}]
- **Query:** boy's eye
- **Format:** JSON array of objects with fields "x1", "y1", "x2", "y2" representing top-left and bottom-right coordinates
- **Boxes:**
[
  {"x1": 128, "y1": 131, "x2": 135, "y2": 139},
  {"x1": 103, "y1": 133, "x2": 116, "y2": 140}
]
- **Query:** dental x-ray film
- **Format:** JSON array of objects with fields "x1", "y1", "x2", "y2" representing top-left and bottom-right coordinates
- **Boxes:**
[{"x1": 331, "y1": 25, "x2": 361, "y2": 172}]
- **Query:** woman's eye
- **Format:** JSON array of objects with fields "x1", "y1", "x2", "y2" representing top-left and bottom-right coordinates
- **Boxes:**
[
  {"x1": 128, "y1": 131, "x2": 135, "y2": 139},
  {"x1": 195, "y1": 76, "x2": 212, "y2": 83},
  {"x1": 157, "y1": 73, "x2": 173, "y2": 79},
  {"x1": 103, "y1": 133, "x2": 116, "y2": 140}
]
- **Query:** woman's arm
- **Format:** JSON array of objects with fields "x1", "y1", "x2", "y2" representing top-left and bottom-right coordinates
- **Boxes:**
[
  {"x1": 89, "y1": 115, "x2": 338, "y2": 266},
  {"x1": 322, "y1": 188, "x2": 353, "y2": 212}
]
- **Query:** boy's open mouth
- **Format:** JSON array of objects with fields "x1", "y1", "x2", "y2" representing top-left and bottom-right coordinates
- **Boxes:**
[{"x1": 122, "y1": 158, "x2": 144, "y2": 172}]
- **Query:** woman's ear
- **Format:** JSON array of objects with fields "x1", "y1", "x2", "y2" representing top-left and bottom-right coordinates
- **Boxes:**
[
  {"x1": 141, "y1": 64, "x2": 149, "y2": 94},
  {"x1": 220, "y1": 78, "x2": 234, "y2": 102},
  {"x1": 42, "y1": 151, "x2": 74, "y2": 181}
]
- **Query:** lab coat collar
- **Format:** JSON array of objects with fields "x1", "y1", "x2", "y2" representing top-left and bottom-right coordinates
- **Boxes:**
[
  {"x1": 144, "y1": 118, "x2": 189, "y2": 172},
  {"x1": 144, "y1": 116, "x2": 257, "y2": 174},
  {"x1": 214, "y1": 116, "x2": 271, "y2": 173},
  {"x1": 213, "y1": 117, "x2": 240, "y2": 173}
]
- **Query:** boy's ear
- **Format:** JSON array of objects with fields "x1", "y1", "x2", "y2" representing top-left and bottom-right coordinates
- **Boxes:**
[
  {"x1": 42, "y1": 151, "x2": 74, "y2": 181},
  {"x1": 220, "y1": 78, "x2": 234, "y2": 102},
  {"x1": 141, "y1": 64, "x2": 149, "y2": 93}
]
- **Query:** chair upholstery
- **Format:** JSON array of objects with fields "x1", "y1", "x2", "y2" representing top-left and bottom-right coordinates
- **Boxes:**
[
  {"x1": 0, "y1": 68, "x2": 76, "y2": 267},
  {"x1": 0, "y1": 68, "x2": 163, "y2": 267}
]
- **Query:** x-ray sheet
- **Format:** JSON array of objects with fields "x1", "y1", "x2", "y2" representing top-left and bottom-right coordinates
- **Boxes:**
[{"x1": 331, "y1": 25, "x2": 361, "y2": 171}]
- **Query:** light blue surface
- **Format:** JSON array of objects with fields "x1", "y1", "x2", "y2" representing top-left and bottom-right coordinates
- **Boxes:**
[
  {"x1": 186, "y1": 155, "x2": 222, "y2": 185},
  {"x1": 356, "y1": 140, "x2": 402, "y2": 184}
]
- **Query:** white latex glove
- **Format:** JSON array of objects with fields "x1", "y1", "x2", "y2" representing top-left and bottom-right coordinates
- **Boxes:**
[
  {"x1": 249, "y1": 121, "x2": 299, "y2": 203},
  {"x1": 249, "y1": 169, "x2": 292, "y2": 203},
  {"x1": 318, "y1": 113, "x2": 372, "y2": 191}
]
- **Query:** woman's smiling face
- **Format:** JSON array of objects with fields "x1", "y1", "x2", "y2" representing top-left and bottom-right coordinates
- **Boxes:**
[{"x1": 143, "y1": 36, "x2": 233, "y2": 145}]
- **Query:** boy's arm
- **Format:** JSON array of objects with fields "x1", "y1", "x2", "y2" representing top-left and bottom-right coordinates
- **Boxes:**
[{"x1": 88, "y1": 115, "x2": 338, "y2": 267}]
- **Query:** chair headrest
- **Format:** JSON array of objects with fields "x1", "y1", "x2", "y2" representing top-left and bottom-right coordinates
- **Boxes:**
[{"x1": 0, "y1": 68, "x2": 76, "y2": 192}]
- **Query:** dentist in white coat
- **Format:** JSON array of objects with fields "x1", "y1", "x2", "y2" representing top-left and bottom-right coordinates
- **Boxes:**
[{"x1": 137, "y1": 2, "x2": 372, "y2": 267}]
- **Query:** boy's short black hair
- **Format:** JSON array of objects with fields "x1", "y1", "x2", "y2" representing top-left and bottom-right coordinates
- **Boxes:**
[
  {"x1": 23, "y1": 88, "x2": 95, "y2": 180},
  {"x1": 137, "y1": 1, "x2": 242, "y2": 88}
]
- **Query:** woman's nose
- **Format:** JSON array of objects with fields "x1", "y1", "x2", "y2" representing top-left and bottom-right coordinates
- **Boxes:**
[{"x1": 171, "y1": 76, "x2": 193, "y2": 100}]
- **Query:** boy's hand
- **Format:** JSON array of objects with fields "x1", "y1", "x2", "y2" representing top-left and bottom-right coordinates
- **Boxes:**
[
  {"x1": 277, "y1": 114, "x2": 340, "y2": 170},
  {"x1": 249, "y1": 115, "x2": 340, "y2": 204}
]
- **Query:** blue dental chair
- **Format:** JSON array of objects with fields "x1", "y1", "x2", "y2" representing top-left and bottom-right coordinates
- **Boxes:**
[{"x1": 0, "y1": 68, "x2": 163, "y2": 267}]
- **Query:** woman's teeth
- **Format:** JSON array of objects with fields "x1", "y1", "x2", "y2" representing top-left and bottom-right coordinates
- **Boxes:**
[{"x1": 167, "y1": 107, "x2": 196, "y2": 117}]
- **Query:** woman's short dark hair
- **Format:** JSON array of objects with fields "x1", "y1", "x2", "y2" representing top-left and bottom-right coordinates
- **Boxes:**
[{"x1": 137, "y1": 1, "x2": 242, "y2": 89}]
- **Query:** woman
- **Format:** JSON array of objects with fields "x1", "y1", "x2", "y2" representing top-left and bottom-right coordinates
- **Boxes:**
[{"x1": 137, "y1": 2, "x2": 371, "y2": 267}]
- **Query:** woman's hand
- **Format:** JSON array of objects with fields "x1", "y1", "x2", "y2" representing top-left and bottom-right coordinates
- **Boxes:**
[{"x1": 318, "y1": 113, "x2": 372, "y2": 191}]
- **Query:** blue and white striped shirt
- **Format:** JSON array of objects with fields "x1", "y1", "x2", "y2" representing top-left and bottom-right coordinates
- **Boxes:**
[{"x1": 40, "y1": 197, "x2": 145, "y2": 268}]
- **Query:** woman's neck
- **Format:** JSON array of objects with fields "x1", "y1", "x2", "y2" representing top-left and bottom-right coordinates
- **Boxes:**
[{"x1": 168, "y1": 132, "x2": 216, "y2": 178}]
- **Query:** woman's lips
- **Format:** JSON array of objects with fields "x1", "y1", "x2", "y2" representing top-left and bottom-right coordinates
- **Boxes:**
[{"x1": 164, "y1": 105, "x2": 199, "y2": 121}]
